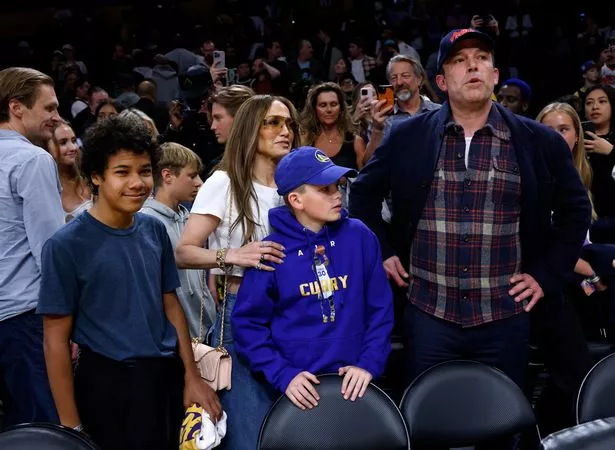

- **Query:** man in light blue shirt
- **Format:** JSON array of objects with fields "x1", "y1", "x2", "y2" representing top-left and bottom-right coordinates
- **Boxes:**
[{"x1": 0, "y1": 67, "x2": 63, "y2": 426}]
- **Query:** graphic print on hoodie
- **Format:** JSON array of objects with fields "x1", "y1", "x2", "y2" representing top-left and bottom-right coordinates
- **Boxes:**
[{"x1": 231, "y1": 206, "x2": 394, "y2": 393}]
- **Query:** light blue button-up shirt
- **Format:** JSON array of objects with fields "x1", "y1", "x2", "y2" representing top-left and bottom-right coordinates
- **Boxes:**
[{"x1": 0, "y1": 130, "x2": 64, "y2": 320}]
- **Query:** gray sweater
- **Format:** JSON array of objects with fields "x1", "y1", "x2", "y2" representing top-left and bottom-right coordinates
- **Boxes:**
[{"x1": 141, "y1": 199, "x2": 215, "y2": 341}]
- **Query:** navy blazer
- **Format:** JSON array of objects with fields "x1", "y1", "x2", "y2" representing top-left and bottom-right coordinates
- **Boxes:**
[{"x1": 349, "y1": 102, "x2": 591, "y2": 298}]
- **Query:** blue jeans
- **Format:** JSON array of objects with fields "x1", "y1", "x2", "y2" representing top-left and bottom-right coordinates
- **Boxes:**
[
  {"x1": 209, "y1": 293, "x2": 278, "y2": 449},
  {"x1": 0, "y1": 310, "x2": 59, "y2": 427}
]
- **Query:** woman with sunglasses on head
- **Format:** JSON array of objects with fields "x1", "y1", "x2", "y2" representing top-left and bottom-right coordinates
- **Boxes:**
[{"x1": 176, "y1": 94, "x2": 301, "y2": 449}]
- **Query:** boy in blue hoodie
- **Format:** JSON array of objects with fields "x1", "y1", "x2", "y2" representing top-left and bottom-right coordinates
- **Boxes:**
[{"x1": 232, "y1": 146, "x2": 394, "y2": 411}]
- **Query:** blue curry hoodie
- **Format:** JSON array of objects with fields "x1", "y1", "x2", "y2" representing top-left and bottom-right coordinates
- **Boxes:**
[{"x1": 232, "y1": 206, "x2": 393, "y2": 393}]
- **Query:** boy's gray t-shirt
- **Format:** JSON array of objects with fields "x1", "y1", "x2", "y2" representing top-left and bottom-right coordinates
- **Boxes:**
[{"x1": 0, "y1": 130, "x2": 64, "y2": 321}]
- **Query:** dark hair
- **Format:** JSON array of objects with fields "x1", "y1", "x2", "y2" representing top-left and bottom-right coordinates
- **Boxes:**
[
  {"x1": 95, "y1": 99, "x2": 120, "y2": 118},
  {"x1": 80, "y1": 115, "x2": 160, "y2": 195},
  {"x1": 583, "y1": 84, "x2": 615, "y2": 132},
  {"x1": 556, "y1": 94, "x2": 582, "y2": 112},
  {"x1": 74, "y1": 77, "x2": 89, "y2": 90},
  {"x1": 265, "y1": 38, "x2": 281, "y2": 51},
  {"x1": 349, "y1": 37, "x2": 365, "y2": 50},
  {"x1": 87, "y1": 85, "x2": 106, "y2": 98}
]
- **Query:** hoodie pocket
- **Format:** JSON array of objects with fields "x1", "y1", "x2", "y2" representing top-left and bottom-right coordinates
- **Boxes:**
[{"x1": 277, "y1": 334, "x2": 363, "y2": 373}]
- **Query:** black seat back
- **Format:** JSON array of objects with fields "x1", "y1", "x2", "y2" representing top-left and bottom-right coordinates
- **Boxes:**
[
  {"x1": 577, "y1": 352, "x2": 615, "y2": 423},
  {"x1": 0, "y1": 423, "x2": 100, "y2": 449},
  {"x1": 399, "y1": 360, "x2": 536, "y2": 447},
  {"x1": 258, "y1": 373, "x2": 409, "y2": 450}
]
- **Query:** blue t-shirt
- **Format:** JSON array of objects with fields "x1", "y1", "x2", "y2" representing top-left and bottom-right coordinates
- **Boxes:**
[{"x1": 37, "y1": 211, "x2": 181, "y2": 361}]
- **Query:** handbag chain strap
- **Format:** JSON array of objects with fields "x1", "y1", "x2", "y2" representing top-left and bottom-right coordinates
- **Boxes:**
[{"x1": 196, "y1": 184, "x2": 232, "y2": 354}]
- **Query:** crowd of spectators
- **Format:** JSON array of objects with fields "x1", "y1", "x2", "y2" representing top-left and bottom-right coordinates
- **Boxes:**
[{"x1": 1, "y1": 0, "x2": 615, "y2": 449}]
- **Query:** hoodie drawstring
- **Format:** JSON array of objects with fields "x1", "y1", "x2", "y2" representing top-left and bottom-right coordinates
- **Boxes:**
[
  {"x1": 304, "y1": 226, "x2": 342, "y2": 323},
  {"x1": 324, "y1": 227, "x2": 344, "y2": 308}
]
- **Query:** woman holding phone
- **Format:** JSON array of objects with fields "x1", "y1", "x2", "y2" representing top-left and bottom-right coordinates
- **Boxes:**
[
  {"x1": 583, "y1": 84, "x2": 615, "y2": 219},
  {"x1": 351, "y1": 82, "x2": 378, "y2": 159}
]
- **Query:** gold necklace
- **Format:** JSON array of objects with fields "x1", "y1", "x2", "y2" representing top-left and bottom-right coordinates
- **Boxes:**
[{"x1": 321, "y1": 128, "x2": 339, "y2": 144}]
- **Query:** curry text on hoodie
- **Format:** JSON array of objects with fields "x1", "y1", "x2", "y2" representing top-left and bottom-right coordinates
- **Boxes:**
[{"x1": 231, "y1": 206, "x2": 394, "y2": 393}]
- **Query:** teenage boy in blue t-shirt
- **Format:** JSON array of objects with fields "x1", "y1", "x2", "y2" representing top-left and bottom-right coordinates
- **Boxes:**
[
  {"x1": 37, "y1": 116, "x2": 221, "y2": 450},
  {"x1": 232, "y1": 147, "x2": 394, "y2": 412}
]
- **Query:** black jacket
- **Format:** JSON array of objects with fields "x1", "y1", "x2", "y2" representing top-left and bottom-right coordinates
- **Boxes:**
[{"x1": 349, "y1": 102, "x2": 591, "y2": 298}]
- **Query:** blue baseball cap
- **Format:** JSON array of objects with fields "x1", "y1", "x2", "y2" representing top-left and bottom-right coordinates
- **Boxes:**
[
  {"x1": 275, "y1": 146, "x2": 358, "y2": 196},
  {"x1": 437, "y1": 28, "x2": 494, "y2": 73},
  {"x1": 500, "y1": 77, "x2": 532, "y2": 101},
  {"x1": 580, "y1": 60, "x2": 597, "y2": 74}
]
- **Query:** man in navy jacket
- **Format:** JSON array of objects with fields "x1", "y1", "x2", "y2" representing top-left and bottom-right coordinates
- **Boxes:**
[{"x1": 349, "y1": 29, "x2": 591, "y2": 391}]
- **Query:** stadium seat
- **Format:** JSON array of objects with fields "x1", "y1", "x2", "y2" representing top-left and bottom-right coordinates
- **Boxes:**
[
  {"x1": 541, "y1": 417, "x2": 615, "y2": 449},
  {"x1": 400, "y1": 360, "x2": 537, "y2": 448},
  {"x1": 0, "y1": 422, "x2": 100, "y2": 449},
  {"x1": 577, "y1": 352, "x2": 615, "y2": 424},
  {"x1": 258, "y1": 373, "x2": 409, "y2": 450}
]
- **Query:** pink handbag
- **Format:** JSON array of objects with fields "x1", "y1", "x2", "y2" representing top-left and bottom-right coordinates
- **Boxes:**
[
  {"x1": 192, "y1": 191, "x2": 233, "y2": 391},
  {"x1": 192, "y1": 341, "x2": 232, "y2": 391}
]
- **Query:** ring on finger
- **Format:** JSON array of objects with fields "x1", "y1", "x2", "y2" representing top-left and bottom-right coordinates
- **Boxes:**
[
  {"x1": 255, "y1": 262, "x2": 262, "y2": 270},
  {"x1": 260, "y1": 254, "x2": 266, "y2": 263}
]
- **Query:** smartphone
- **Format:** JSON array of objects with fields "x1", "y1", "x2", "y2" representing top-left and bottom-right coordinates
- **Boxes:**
[
  {"x1": 581, "y1": 120, "x2": 596, "y2": 140},
  {"x1": 377, "y1": 85, "x2": 395, "y2": 109},
  {"x1": 361, "y1": 88, "x2": 375, "y2": 102},
  {"x1": 213, "y1": 50, "x2": 226, "y2": 69}
]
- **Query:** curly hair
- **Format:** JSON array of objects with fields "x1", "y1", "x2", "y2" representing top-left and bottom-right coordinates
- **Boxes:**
[
  {"x1": 80, "y1": 115, "x2": 160, "y2": 195},
  {"x1": 300, "y1": 82, "x2": 358, "y2": 146}
]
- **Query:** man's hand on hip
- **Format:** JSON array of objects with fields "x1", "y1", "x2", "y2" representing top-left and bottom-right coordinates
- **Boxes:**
[{"x1": 509, "y1": 273, "x2": 544, "y2": 312}]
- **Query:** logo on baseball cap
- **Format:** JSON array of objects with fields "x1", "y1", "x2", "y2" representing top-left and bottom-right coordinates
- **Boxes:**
[
  {"x1": 275, "y1": 146, "x2": 357, "y2": 196},
  {"x1": 437, "y1": 28, "x2": 494, "y2": 73}
]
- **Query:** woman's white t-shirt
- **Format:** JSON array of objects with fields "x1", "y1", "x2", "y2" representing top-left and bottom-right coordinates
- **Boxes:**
[{"x1": 191, "y1": 170, "x2": 283, "y2": 277}]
